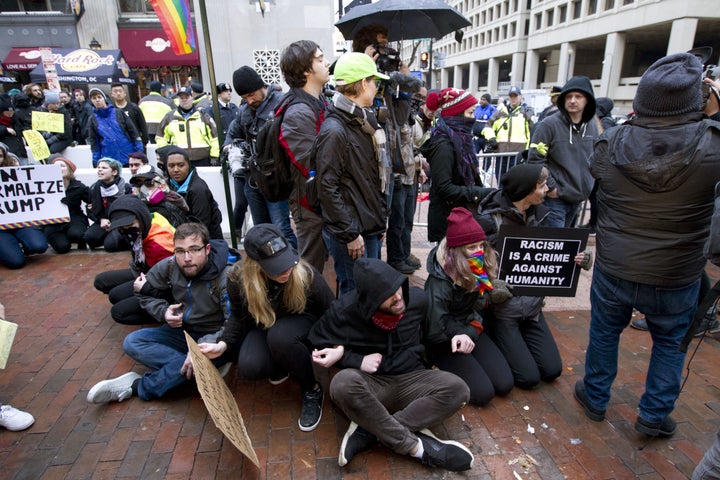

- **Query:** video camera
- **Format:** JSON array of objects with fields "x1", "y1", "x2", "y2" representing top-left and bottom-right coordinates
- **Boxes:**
[
  {"x1": 373, "y1": 42, "x2": 401, "y2": 73},
  {"x1": 688, "y1": 47, "x2": 720, "y2": 108}
]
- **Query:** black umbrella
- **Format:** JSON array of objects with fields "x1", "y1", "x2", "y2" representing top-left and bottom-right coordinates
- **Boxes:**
[{"x1": 335, "y1": 0, "x2": 471, "y2": 42}]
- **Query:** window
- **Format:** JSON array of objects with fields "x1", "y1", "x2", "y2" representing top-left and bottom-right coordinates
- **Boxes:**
[
  {"x1": 118, "y1": 0, "x2": 193, "y2": 14},
  {"x1": 605, "y1": 0, "x2": 615, "y2": 8},
  {"x1": 588, "y1": 0, "x2": 598, "y2": 14},
  {"x1": 559, "y1": 5, "x2": 567, "y2": 22},
  {"x1": 511, "y1": 21, "x2": 517, "y2": 37},
  {"x1": 1, "y1": 0, "x2": 68, "y2": 10},
  {"x1": 572, "y1": 0, "x2": 582, "y2": 19},
  {"x1": 622, "y1": 0, "x2": 633, "y2": 4},
  {"x1": 535, "y1": 12, "x2": 542, "y2": 30},
  {"x1": 546, "y1": 9, "x2": 554, "y2": 27}
]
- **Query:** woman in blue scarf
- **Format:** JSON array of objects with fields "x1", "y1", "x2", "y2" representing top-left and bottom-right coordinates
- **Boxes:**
[{"x1": 420, "y1": 88, "x2": 492, "y2": 243}]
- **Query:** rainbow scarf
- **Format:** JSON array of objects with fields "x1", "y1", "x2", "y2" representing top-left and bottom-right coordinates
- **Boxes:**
[
  {"x1": 150, "y1": 0, "x2": 197, "y2": 55},
  {"x1": 467, "y1": 250, "x2": 494, "y2": 294}
]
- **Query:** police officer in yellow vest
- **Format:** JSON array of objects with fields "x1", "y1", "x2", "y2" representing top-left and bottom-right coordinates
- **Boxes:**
[
  {"x1": 482, "y1": 86, "x2": 533, "y2": 153},
  {"x1": 138, "y1": 81, "x2": 174, "y2": 143},
  {"x1": 156, "y1": 86, "x2": 219, "y2": 167}
]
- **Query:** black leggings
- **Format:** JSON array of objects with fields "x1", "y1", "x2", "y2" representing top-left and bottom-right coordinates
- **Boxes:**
[
  {"x1": 94, "y1": 269, "x2": 156, "y2": 325},
  {"x1": 236, "y1": 314, "x2": 317, "y2": 392}
]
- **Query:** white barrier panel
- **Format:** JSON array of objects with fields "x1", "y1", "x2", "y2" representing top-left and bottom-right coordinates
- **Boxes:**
[
  {"x1": 75, "y1": 166, "x2": 236, "y2": 235},
  {"x1": 27, "y1": 144, "x2": 160, "y2": 170}
]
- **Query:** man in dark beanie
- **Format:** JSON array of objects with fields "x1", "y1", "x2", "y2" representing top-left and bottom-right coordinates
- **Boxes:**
[
  {"x1": 527, "y1": 75, "x2": 599, "y2": 228},
  {"x1": 574, "y1": 52, "x2": 720, "y2": 438},
  {"x1": 224, "y1": 65, "x2": 297, "y2": 249}
]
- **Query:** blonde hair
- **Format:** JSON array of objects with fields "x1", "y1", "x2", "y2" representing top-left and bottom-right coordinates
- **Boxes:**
[
  {"x1": 228, "y1": 256, "x2": 313, "y2": 328},
  {"x1": 441, "y1": 238, "x2": 499, "y2": 292}
]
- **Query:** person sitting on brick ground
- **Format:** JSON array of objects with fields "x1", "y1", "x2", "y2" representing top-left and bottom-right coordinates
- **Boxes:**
[
  {"x1": 93, "y1": 196, "x2": 175, "y2": 326},
  {"x1": 129, "y1": 165, "x2": 190, "y2": 229},
  {"x1": 87, "y1": 223, "x2": 233, "y2": 404},
  {"x1": 43, "y1": 157, "x2": 90, "y2": 253},
  {"x1": 0, "y1": 301, "x2": 35, "y2": 431},
  {"x1": 83, "y1": 158, "x2": 133, "y2": 251},
  {"x1": 574, "y1": 53, "x2": 720, "y2": 438},
  {"x1": 308, "y1": 257, "x2": 475, "y2": 472},
  {"x1": 424, "y1": 207, "x2": 514, "y2": 404},
  {"x1": 198, "y1": 223, "x2": 334, "y2": 432},
  {"x1": 476, "y1": 164, "x2": 592, "y2": 389}
]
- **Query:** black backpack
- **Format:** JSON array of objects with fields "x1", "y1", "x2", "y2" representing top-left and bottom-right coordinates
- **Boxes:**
[{"x1": 249, "y1": 92, "x2": 322, "y2": 202}]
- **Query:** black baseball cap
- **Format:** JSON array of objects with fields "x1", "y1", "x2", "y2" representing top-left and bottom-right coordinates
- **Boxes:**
[{"x1": 243, "y1": 224, "x2": 299, "y2": 276}]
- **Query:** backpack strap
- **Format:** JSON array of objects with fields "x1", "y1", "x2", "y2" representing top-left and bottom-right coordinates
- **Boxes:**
[{"x1": 278, "y1": 93, "x2": 324, "y2": 179}]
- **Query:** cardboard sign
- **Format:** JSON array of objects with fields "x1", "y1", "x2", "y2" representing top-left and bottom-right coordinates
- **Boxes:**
[
  {"x1": 32, "y1": 111, "x2": 65, "y2": 133},
  {"x1": 496, "y1": 225, "x2": 589, "y2": 297},
  {"x1": 22, "y1": 130, "x2": 50, "y2": 162},
  {"x1": 185, "y1": 333, "x2": 259, "y2": 467},
  {"x1": 0, "y1": 319, "x2": 18, "y2": 369},
  {"x1": 0, "y1": 165, "x2": 69, "y2": 230}
]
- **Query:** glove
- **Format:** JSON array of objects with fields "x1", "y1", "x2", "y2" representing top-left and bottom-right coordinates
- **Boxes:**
[
  {"x1": 579, "y1": 250, "x2": 594, "y2": 271},
  {"x1": 489, "y1": 279, "x2": 513, "y2": 304},
  {"x1": 486, "y1": 138, "x2": 498, "y2": 152},
  {"x1": 210, "y1": 157, "x2": 220, "y2": 166}
]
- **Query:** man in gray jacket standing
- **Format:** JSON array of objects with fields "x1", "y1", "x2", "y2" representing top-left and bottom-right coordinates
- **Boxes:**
[
  {"x1": 86, "y1": 223, "x2": 232, "y2": 404},
  {"x1": 527, "y1": 75, "x2": 599, "y2": 227},
  {"x1": 574, "y1": 53, "x2": 720, "y2": 437}
]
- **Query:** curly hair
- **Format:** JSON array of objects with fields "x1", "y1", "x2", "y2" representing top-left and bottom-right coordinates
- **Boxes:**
[{"x1": 352, "y1": 24, "x2": 388, "y2": 53}]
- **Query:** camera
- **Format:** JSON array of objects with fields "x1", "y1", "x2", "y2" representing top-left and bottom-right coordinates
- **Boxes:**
[
  {"x1": 702, "y1": 64, "x2": 720, "y2": 105},
  {"x1": 373, "y1": 42, "x2": 401, "y2": 73},
  {"x1": 227, "y1": 140, "x2": 253, "y2": 177}
]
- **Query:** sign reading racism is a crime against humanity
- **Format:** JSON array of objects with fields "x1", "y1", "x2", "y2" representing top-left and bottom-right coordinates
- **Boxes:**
[{"x1": 496, "y1": 225, "x2": 589, "y2": 297}]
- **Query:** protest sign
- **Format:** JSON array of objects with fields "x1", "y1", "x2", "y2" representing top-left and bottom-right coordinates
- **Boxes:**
[
  {"x1": 0, "y1": 164, "x2": 69, "y2": 230},
  {"x1": 185, "y1": 333, "x2": 259, "y2": 467},
  {"x1": 22, "y1": 130, "x2": 50, "y2": 162},
  {"x1": 0, "y1": 319, "x2": 18, "y2": 369},
  {"x1": 496, "y1": 225, "x2": 588, "y2": 297},
  {"x1": 32, "y1": 111, "x2": 65, "y2": 133}
]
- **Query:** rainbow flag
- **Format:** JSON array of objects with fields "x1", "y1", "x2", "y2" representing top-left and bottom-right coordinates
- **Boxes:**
[{"x1": 150, "y1": 0, "x2": 197, "y2": 55}]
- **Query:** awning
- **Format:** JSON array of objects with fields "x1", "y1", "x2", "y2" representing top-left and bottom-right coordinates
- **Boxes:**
[
  {"x1": 118, "y1": 28, "x2": 200, "y2": 68},
  {"x1": 2, "y1": 47, "x2": 52, "y2": 71},
  {"x1": 29, "y1": 48, "x2": 136, "y2": 85}
]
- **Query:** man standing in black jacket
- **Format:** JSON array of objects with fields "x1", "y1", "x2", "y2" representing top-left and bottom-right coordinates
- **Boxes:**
[
  {"x1": 111, "y1": 83, "x2": 149, "y2": 150},
  {"x1": 309, "y1": 258, "x2": 474, "y2": 472}
]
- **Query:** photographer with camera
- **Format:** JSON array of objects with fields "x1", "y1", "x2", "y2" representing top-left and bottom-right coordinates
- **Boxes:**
[
  {"x1": 224, "y1": 66, "x2": 297, "y2": 248},
  {"x1": 353, "y1": 24, "x2": 424, "y2": 275}
]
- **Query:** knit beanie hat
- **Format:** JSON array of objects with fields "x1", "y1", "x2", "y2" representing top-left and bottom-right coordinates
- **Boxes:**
[
  {"x1": 149, "y1": 81, "x2": 164, "y2": 93},
  {"x1": 426, "y1": 88, "x2": 478, "y2": 117},
  {"x1": 446, "y1": 207, "x2": 486, "y2": 247},
  {"x1": 633, "y1": 52, "x2": 702, "y2": 117},
  {"x1": 501, "y1": 163, "x2": 544, "y2": 202},
  {"x1": 52, "y1": 156, "x2": 77, "y2": 173},
  {"x1": 481, "y1": 93, "x2": 492, "y2": 102},
  {"x1": 88, "y1": 87, "x2": 107, "y2": 102},
  {"x1": 233, "y1": 66, "x2": 265, "y2": 96}
]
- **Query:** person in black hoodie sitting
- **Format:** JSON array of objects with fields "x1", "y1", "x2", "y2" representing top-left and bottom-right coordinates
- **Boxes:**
[
  {"x1": 43, "y1": 157, "x2": 90, "y2": 253},
  {"x1": 308, "y1": 258, "x2": 474, "y2": 472}
]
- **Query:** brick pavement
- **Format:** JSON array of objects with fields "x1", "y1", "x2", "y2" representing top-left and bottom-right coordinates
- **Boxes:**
[{"x1": 1, "y1": 239, "x2": 720, "y2": 479}]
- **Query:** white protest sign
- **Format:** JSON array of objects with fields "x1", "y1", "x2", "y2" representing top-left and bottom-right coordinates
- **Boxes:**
[{"x1": 0, "y1": 165, "x2": 69, "y2": 230}]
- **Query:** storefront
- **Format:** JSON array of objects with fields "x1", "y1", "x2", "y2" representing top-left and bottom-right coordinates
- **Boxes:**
[{"x1": 118, "y1": 28, "x2": 201, "y2": 99}]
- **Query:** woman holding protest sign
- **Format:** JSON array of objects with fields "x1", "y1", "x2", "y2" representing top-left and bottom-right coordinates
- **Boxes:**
[
  {"x1": 0, "y1": 146, "x2": 48, "y2": 269},
  {"x1": 475, "y1": 163, "x2": 591, "y2": 389},
  {"x1": 424, "y1": 206, "x2": 514, "y2": 406}
]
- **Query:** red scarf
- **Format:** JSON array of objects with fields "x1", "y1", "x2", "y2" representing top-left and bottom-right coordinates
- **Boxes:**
[
  {"x1": 0, "y1": 115, "x2": 11, "y2": 127},
  {"x1": 372, "y1": 311, "x2": 404, "y2": 331}
]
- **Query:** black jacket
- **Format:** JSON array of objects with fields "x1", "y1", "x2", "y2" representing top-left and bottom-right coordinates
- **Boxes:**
[
  {"x1": 308, "y1": 258, "x2": 427, "y2": 375},
  {"x1": 224, "y1": 87, "x2": 282, "y2": 145},
  {"x1": 87, "y1": 176, "x2": 132, "y2": 222},
  {"x1": 170, "y1": 169, "x2": 223, "y2": 240},
  {"x1": 118, "y1": 101, "x2": 149, "y2": 147},
  {"x1": 62, "y1": 178, "x2": 90, "y2": 221},
  {"x1": 314, "y1": 107, "x2": 387, "y2": 244}
]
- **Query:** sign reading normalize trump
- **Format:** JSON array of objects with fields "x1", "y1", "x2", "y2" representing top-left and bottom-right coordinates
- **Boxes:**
[
  {"x1": 0, "y1": 165, "x2": 69, "y2": 230},
  {"x1": 496, "y1": 225, "x2": 589, "y2": 297}
]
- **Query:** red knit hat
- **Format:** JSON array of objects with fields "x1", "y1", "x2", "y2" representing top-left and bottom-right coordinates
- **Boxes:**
[
  {"x1": 426, "y1": 88, "x2": 478, "y2": 117},
  {"x1": 446, "y1": 207, "x2": 486, "y2": 247},
  {"x1": 52, "y1": 156, "x2": 77, "y2": 173}
]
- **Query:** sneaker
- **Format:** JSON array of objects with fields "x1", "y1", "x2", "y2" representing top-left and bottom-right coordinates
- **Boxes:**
[
  {"x1": 695, "y1": 307, "x2": 720, "y2": 337},
  {"x1": 268, "y1": 374, "x2": 289, "y2": 385},
  {"x1": 298, "y1": 387, "x2": 323, "y2": 432},
  {"x1": 0, "y1": 405, "x2": 35, "y2": 431},
  {"x1": 635, "y1": 415, "x2": 677, "y2": 437},
  {"x1": 389, "y1": 261, "x2": 417, "y2": 275},
  {"x1": 573, "y1": 380, "x2": 606, "y2": 422},
  {"x1": 217, "y1": 362, "x2": 233, "y2": 378},
  {"x1": 338, "y1": 421, "x2": 378, "y2": 466},
  {"x1": 87, "y1": 372, "x2": 141, "y2": 404},
  {"x1": 630, "y1": 317, "x2": 649, "y2": 331},
  {"x1": 416, "y1": 429, "x2": 474, "y2": 472},
  {"x1": 406, "y1": 254, "x2": 422, "y2": 269}
]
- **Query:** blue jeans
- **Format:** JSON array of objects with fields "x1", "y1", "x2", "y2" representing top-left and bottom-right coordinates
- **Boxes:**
[
  {"x1": 386, "y1": 179, "x2": 417, "y2": 266},
  {"x1": 323, "y1": 228, "x2": 381, "y2": 296},
  {"x1": 583, "y1": 267, "x2": 699, "y2": 423},
  {"x1": 0, "y1": 227, "x2": 48, "y2": 269},
  {"x1": 123, "y1": 324, "x2": 229, "y2": 401},
  {"x1": 542, "y1": 197, "x2": 580, "y2": 227},
  {"x1": 244, "y1": 181, "x2": 297, "y2": 248},
  {"x1": 233, "y1": 175, "x2": 249, "y2": 237}
]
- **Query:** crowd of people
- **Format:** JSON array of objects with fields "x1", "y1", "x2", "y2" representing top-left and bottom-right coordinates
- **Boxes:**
[{"x1": 2, "y1": 29, "x2": 720, "y2": 477}]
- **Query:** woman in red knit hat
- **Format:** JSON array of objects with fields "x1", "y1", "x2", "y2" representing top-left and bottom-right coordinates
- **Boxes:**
[
  {"x1": 420, "y1": 88, "x2": 492, "y2": 243},
  {"x1": 424, "y1": 206, "x2": 514, "y2": 406}
]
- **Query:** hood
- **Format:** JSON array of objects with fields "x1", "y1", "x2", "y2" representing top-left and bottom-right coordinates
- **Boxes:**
[
  {"x1": 94, "y1": 104, "x2": 114, "y2": 118},
  {"x1": 604, "y1": 114, "x2": 712, "y2": 193},
  {"x1": 353, "y1": 258, "x2": 409, "y2": 323},
  {"x1": 558, "y1": 76, "x2": 596, "y2": 124},
  {"x1": 195, "y1": 239, "x2": 230, "y2": 282},
  {"x1": 12, "y1": 92, "x2": 30, "y2": 109},
  {"x1": 107, "y1": 195, "x2": 152, "y2": 237},
  {"x1": 595, "y1": 97, "x2": 614, "y2": 119}
]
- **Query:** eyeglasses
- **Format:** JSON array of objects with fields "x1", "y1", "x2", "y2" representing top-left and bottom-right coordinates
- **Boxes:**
[
  {"x1": 174, "y1": 245, "x2": 207, "y2": 256},
  {"x1": 259, "y1": 236, "x2": 287, "y2": 257}
]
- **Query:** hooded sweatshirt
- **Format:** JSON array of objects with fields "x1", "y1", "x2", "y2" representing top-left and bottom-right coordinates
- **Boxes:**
[
  {"x1": 308, "y1": 258, "x2": 427, "y2": 375},
  {"x1": 527, "y1": 76, "x2": 599, "y2": 203}
]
